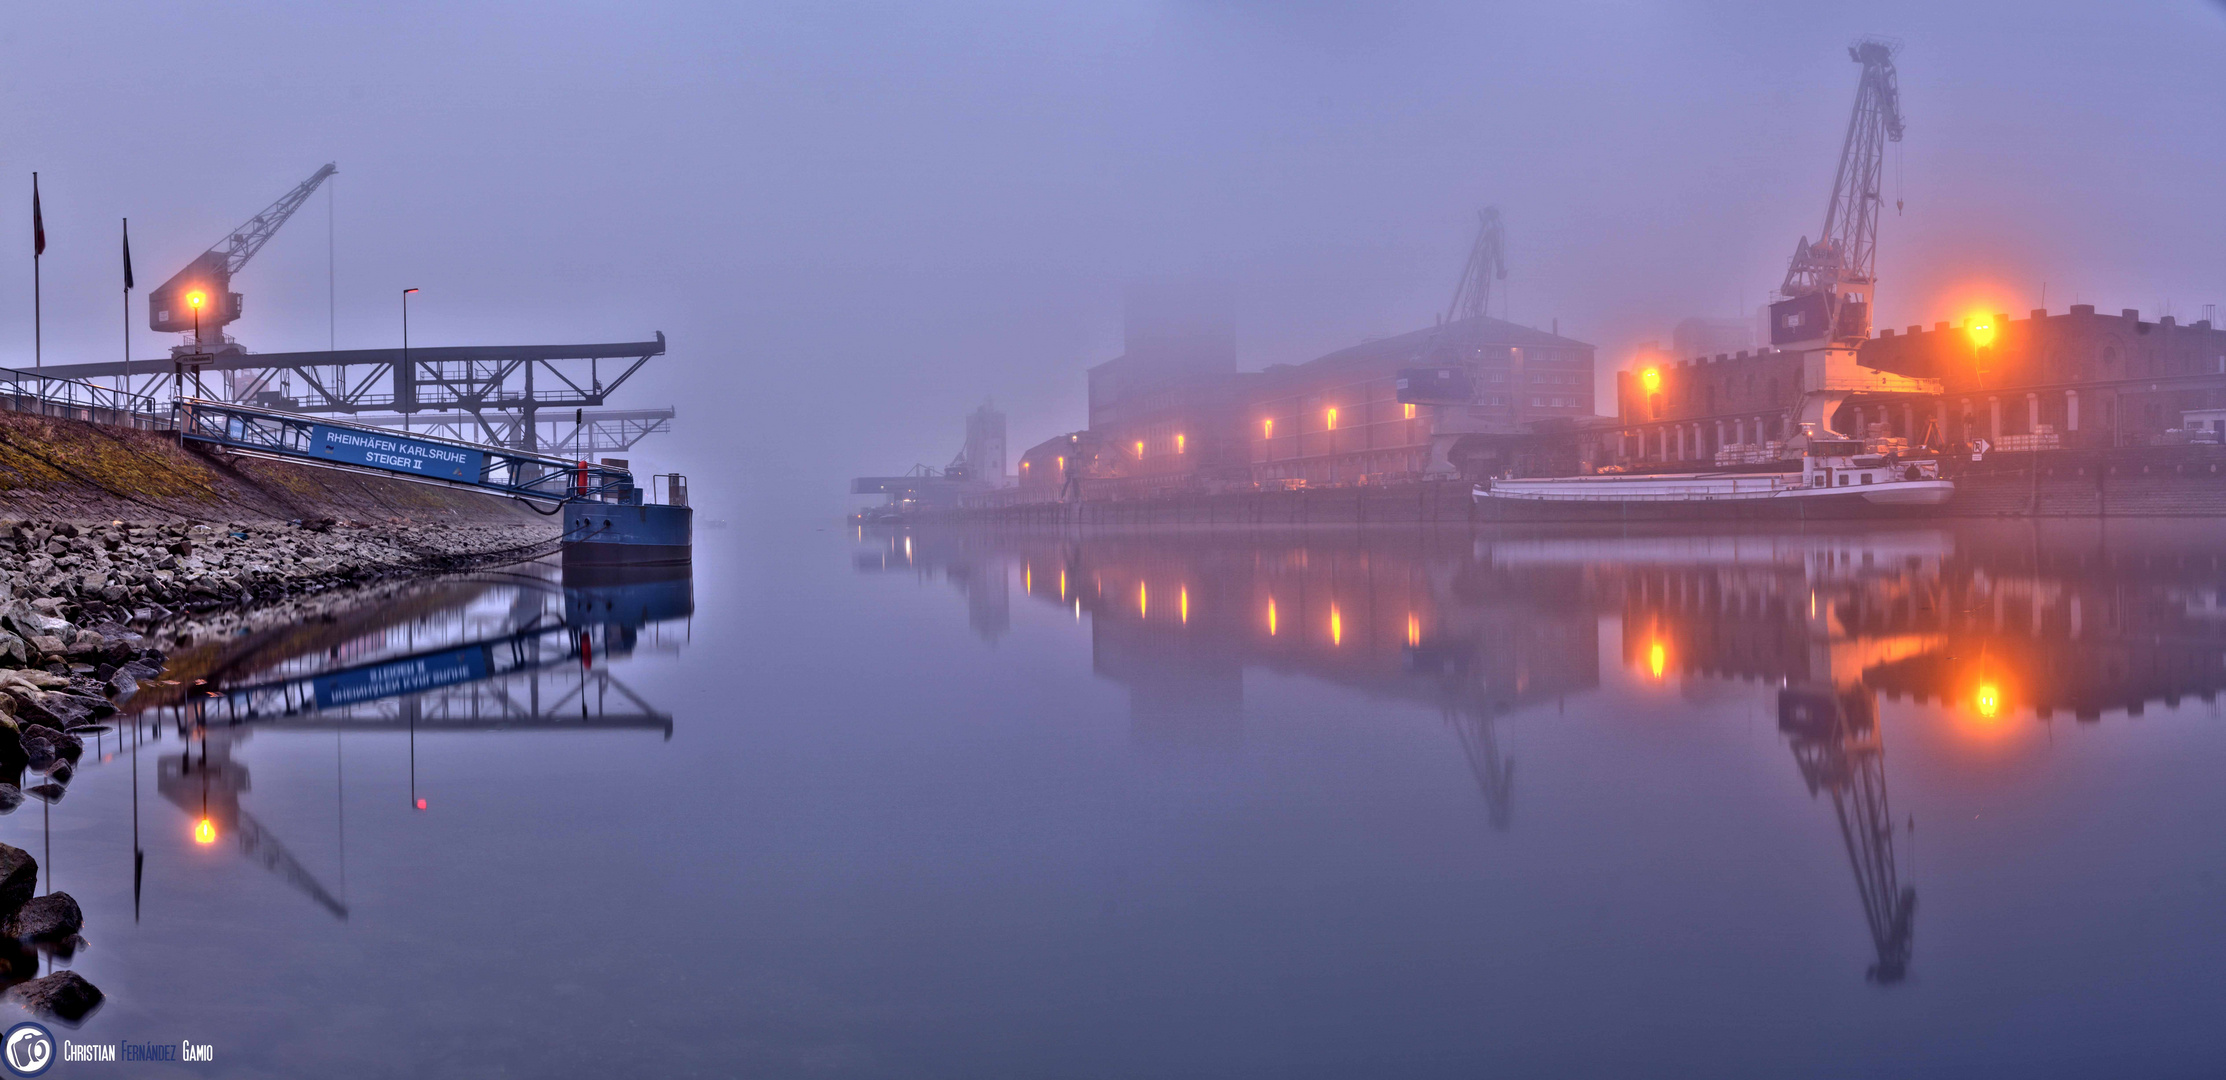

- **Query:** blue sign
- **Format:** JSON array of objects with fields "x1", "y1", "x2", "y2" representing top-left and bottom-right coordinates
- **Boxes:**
[
  {"x1": 313, "y1": 645, "x2": 491, "y2": 709},
  {"x1": 308, "y1": 424, "x2": 484, "y2": 481}
]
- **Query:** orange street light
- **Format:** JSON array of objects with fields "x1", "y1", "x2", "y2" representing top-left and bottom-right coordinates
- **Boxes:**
[
  {"x1": 1967, "y1": 318, "x2": 1997, "y2": 349},
  {"x1": 194, "y1": 817, "x2": 216, "y2": 844}
]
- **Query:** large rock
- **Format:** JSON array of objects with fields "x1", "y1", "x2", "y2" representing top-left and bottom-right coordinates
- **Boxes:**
[
  {"x1": 18, "y1": 725, "x2": 78, "y2": 760},
  {"x1": 0, "y1": 845, "x2": 33, "y2": 912},
  {"x1": 22, "y1": 785, "x2": 60, "y2": 806},
  {"x1": 3, "y1": 970, "x2": 102, "y2": 1023},
  {"x1": 1, "y1": 894, "x2": 79, "y2": 940},
  {"x1": 0, "y1": 786, "x2": 20, "y2": 813}
]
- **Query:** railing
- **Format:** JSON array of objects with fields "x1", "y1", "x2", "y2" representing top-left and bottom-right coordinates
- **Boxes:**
[
  {"x1": 174, "y1": 398, "x2": 634, "y2": 505},
  {"x1": 0, "y1": 365, "x2": 171, "y2": 430}
]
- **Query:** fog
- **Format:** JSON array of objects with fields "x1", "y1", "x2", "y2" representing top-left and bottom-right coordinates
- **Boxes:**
[{"x1": 1, "y1": 2, "x2": 2221, "y2": 519}]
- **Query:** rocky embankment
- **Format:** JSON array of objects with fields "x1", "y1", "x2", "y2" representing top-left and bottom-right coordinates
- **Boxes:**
[{"x1": 0, "y1": 518, "x2": 558, "y2": 635}]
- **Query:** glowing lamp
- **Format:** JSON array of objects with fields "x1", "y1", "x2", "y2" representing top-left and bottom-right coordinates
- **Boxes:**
[
  {"x1": 1134, "y1": 440, "x2": 1145, "y2": 458},
  {"x1": 1975, "y1": 683, "x2": 2001, "y2": 718},
  {"x1": 1325, "y1": 407, "x2": 1339, "y2": 431},
  {"x1": 1176, "y1": 433, "x2": 1186, "y2": 454},
  {"x1": 1263, "y1": 418, "x2": 1274, "y2": 439},
  {"x1": 416, "y1": 798, "x2": 429, "y2": 810},
  {"x1": 1640, "y1": 367, "x2": 1661, "y2": 394},
  {"x1": 187, "y1": 291, "x2": 206, "y2": 309},
  {"x1": 193, "y1": 818, "x2": 216, "y2": 844},
  {"x1": 1967, "y1": 318, "x2": 1997, "y2": 349},
  {"x1": 1648, "y1": 641, "x2": 1667, "y2": 679}
]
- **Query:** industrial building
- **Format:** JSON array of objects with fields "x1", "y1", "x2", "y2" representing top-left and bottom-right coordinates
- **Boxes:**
[{"x1": 1613, "y1": 307, "x2": 2226, "y2": 466}]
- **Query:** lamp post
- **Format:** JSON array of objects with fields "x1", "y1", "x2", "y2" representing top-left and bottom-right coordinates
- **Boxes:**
[
  {"x1": 402, "y1": 288, "x2": 419, "y2": 432},
  {"x1": 186, "y1": 290, "x2": 208, "y2": 398}
]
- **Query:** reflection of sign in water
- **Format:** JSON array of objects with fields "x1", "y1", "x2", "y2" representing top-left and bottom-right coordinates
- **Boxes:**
[
  {"x1": 313, "y1": 646, "x2": 491, "y2": 708},
  {"x1": 308, "y1": 424, "x2": 484, "y2": 480}
]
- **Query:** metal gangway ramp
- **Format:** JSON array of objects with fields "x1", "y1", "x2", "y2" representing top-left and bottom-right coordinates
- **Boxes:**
[{"x1": 176, "y1": 397, "x2": 632, "y2": 505}]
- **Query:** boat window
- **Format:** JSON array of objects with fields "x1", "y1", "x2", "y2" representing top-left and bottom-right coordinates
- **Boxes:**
[
  {"x1": 1861, "y1": 474, "x2": 1874, "y2": 485},
  {"x1": 1838, "y1": 475, "x2": 1849, "y2": 487}
]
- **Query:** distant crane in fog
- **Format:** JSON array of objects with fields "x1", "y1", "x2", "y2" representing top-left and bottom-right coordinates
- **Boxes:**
[
  {"x1": 1444, "y1": 206, "x2": 1506, "y2": 325},
  {"x1": 1773, "y1": 38, "x2": 1904, "y2": 347}
]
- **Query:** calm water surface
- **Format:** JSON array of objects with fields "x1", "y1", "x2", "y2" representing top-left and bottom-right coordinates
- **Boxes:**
[{"x1": 20, "y1": 520, "x2": 2226, "y2": 1077}]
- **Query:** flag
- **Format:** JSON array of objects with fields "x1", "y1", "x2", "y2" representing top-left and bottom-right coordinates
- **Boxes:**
[
  {"x1": 30, "y1": 174, "x2": 42, "y2": 258},
  {"x1": 122, "y1": 219, "x2": 133, "y2": 289}
]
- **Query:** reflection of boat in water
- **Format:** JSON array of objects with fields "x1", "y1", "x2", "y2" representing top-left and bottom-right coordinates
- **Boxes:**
[
  {"x1": 1475, "y1": 440, "x2": 1951, "y2": 520},
  {"x1": 140, "y1": 560, "x2": 690, "y2": 734}
]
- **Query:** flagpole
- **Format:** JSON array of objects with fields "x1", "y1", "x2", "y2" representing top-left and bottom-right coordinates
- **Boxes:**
[
  {"x1": 31, "y1": 173, "x2": 40, "y2": 370},
  {"x1": 123, "y1": 219, "x2": 132, "y2": 400}
]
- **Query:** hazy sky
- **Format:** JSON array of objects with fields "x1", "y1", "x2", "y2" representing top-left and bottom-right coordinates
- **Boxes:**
[{"x1": 2, "y1": 2, "x2": 2222, "y2": 518}]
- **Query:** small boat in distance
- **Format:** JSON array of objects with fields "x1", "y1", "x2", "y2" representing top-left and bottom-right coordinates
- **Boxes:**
[{"x1": 1474, "y1": 438, "x2": 1953, "y2": 520}]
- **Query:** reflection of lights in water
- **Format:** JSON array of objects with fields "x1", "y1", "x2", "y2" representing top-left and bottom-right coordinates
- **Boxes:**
[
  {"x1": 194, "y1": 818, "x2": 216, "y2": 845},
  {"x1": 1975, "y1": 683, "x2": 2001, "y2": 718},
  {"x1": 903, "y1": 536, "x2": 912, "y2": 562},
  {"x1": 1024, "y1": 564, "x2": 1031, "y2": 592},
  {"x1": 1267, "y1": 597, "x2": 1278, "y2": 636},
  {"x1": 1073, "y1": 598, "x2": 1080, "y2": 621},
  {"x1": 1179, "y1": 586, "x2": 1188, "y2": 624},
  {"x1": 1648, "y1": 641, "x2": 1667, "y2": 679},
  {"x1": 1330, "y1": 605, "x2": 1342, "y2": 646},
  {"x1": 1407, "y1": 612, "x2": 1419, "y2": 647},
  {"x1": 1138, "y1": 582, "x2": 1148, "y2": 618}
]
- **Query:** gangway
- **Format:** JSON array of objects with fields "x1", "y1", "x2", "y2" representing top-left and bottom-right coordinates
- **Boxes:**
[{"x1": 175, "y1": 397, "x2": 634, "y2": 506}]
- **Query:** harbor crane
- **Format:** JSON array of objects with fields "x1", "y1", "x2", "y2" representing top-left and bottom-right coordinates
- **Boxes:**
[
  {"x1": 1444, "y1": 207, "x2": 1506, "y2": 326},
  {"x1": 149, "y1": 163, "x2": 336, "y2": 359},
  {"x1": 1768, "y1": 40, "x2": 1938, "y2": 440}
]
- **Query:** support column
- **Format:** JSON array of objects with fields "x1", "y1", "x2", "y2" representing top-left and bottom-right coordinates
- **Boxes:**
[
  {"x1": 1902, "y1": 403, "x2": 1915, "y2": 439},
  {"x1": 1989, "y1": 396, "x2": 2002, "y2": 441},
  {"x1": 1935, "y1": 400, "x2": 1949, "y2": 447},
  {"x1": 2066, "y1": 390, "x2": 2080, "y2": 432},
  {"x1": 2027, "y1": 392, "x2": 2040, "y2": 434},
  {"x1": 1733, "y1": 418, "x2": 1746, "y2": 446}
]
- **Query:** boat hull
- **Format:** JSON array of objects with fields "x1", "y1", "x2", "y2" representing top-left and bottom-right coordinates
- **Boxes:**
[
  {"x1": 562, "y1": 502, "x2": 693, "y2": 567},
  {"x1": 1474, "y1": 478, "x2": 1954, "y2": 521}
]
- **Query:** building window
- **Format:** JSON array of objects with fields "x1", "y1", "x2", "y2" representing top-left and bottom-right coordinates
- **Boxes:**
[{"x1": 1403, "y1": 403, "x2": 1416, "y2": 420}]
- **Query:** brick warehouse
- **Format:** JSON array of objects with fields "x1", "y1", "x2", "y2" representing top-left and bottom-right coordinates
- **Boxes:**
[
  {"x1": 1613, "y1": 306, "x2": 2226, "y2": 465},
  {"x1": 1005, "y1": 306, "x2": 1596, "y2": 502}
]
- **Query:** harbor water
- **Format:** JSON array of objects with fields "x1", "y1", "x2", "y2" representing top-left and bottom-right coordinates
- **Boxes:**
[{"x1": 17, "y1": 519, "x2": 2226, "y2": 1076}]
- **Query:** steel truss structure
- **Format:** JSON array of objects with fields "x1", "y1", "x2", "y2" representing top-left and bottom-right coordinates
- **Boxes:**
[{"x1": 37, "y1": 334, "x2": 667, "y2": 452}]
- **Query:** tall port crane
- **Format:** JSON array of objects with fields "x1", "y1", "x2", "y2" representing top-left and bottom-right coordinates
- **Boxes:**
[
  {"x1": 149, "y1": 162, "x2": 337, "y2": 358},
  {"x1": 1773, "y1": 41, "x2": 1901, "y2": 347},
  {"x1": 1444, "y1": 206, "x2": 1506, "y2": 326},
  {"x1": 1769, "y1": 41, "x2": 1937, "y2": 440}
]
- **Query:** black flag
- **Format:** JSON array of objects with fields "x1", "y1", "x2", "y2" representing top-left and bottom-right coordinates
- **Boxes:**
[
  {"x1": 122, "y1": 218, "x2": 133, "y2": 289},
  {"x1": 30, "y1": 174, "x2": 42, "y2": 258}
]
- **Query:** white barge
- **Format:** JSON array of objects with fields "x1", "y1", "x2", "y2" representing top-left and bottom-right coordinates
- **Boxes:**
[{"x1": 1474, "y1": 439, "x2": 1953, "y2": 520}]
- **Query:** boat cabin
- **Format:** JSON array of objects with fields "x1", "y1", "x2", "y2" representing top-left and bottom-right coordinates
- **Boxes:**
[{"x1": 1800, "y1": 439, "x2": 1939, "y2": 489}]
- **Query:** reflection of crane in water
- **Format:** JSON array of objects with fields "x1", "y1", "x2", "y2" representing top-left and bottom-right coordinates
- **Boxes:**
[
  {"x1": 1408, "y1": 642, "x2": 1514, "y2": 830},
  {"x1": 1778, "y1": 685, "x2": 1915, "y2": 983},
  {"x1": 156, "y1": 721, "x2": 349, "y2": 920}
]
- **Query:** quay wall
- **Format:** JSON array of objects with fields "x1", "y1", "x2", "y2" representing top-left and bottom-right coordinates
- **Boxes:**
[{"x1": 930, "y1": 446, "x2": 2226, "y2": 525}]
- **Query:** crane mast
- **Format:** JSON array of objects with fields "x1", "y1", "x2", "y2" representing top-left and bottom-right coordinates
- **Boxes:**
[{"x1": 1773, "y1": 39, "x2": 1903, "y2": 349}]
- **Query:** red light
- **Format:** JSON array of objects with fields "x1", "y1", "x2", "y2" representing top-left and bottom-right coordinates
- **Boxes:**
[{"x1": 415, "y1": 799, "x2": 428, "y2": 811}]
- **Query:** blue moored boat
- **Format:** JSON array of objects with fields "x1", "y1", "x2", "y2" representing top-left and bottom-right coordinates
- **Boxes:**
[{"x1": 563, "y1": 470, "x2": 692, "y2": 568}]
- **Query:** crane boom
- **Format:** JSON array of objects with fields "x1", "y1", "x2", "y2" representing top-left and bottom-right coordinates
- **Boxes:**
[
  {"x1": 215, "y1": 162, "x2": 336, "y2": 276},
  {"x1": 1445, "y1": 206, "x2": 1506, "y2": 325},
  {"x1": 149, "y1": 162, "x2": 338, "y2": 349},
  {"x1": 1774, "y1": 39, "x2": 1904, "y2": 347}
]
